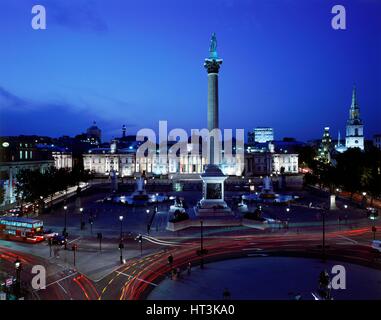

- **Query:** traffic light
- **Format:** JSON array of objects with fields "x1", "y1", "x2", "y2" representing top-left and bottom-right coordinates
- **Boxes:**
[
  {"x1": 97, "y1": 232, "x2": 103, "y2": 240},
  {"x1": 167, "y1": 255, "x2": 173, "y2": 265},
  {"x1": 119, "y1": 242, "x2": 124, "y2": 250}
]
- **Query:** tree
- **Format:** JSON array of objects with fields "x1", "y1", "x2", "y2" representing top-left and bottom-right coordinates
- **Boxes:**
[
  {"x1": 361, "y1": 148, "x2": 381, "y2": 205},
  {"x1": 296, "y1": 145, "x2": 317, "y2": 169},
  {"x1": 335, "y1": 148, "x2": 364, "y2": 198}
]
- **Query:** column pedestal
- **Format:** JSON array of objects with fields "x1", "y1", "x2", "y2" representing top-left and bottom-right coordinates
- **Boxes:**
[{"x1": 196, "y1": 165, "x2": 232, "y2": 217}]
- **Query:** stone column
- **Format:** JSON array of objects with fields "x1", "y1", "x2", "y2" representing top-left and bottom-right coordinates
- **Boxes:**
[
  {"x1": 207, "y1": 72, "x2": 219, "y2": 131},
  {"x1": 204, "y1": 59, "x2": 222, "y2": 164}
]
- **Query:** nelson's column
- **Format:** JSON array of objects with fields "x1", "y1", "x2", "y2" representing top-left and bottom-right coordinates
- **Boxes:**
[{"x1": 196, "y1": 33, "x2": 232, "y2": 217}]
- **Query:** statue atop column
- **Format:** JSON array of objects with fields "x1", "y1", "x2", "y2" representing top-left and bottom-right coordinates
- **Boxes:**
[
  {"x1": 209, "y1": 32, "x2": 218, "y2": 59},
  {"x1": 205, "y1": 32, "x2": 223, "y2": 73}
]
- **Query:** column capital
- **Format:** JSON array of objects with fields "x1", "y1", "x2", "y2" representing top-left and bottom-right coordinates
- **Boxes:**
[{"x1": 204, "y1": 58, "x2": 223, "y2": 73}]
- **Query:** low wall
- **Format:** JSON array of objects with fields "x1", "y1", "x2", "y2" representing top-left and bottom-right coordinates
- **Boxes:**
[
  {"x1": 167, "y1": 217, "x2": 278, "y2": 231},
  {"x1": 166, "y1": 217, "x2": 242, "y2": 231}
]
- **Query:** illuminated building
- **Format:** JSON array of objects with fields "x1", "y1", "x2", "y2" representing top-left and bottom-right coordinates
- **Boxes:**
[{"x1": 345, "y1": 86, "x2": 364, "y2": 150}]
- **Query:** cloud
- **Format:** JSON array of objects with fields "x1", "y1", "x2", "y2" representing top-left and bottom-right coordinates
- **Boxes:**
[
  {"x1": 0, "y1": 86, "x2": 28, "y2": 110},
  {"x1": 0, "y1": 85, "x2": 137, "y2": 140},
  {"x1": 46, "y1": 0, "x2": 108, "y2": 33}
]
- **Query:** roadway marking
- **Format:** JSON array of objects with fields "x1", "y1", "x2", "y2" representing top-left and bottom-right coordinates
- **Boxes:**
[
  {"x1": 242, "y1": 248, "x2": 263, "y2": 251},
  {"x1": 57, "y1": 282, "x2": 68, "y2": 295},
  {"x1": 93, "y1": 264, "x2": 126, "y2": 282},
  {"x1": 337, "y1": 235, "x2": 358, "y2": 244},
  {"x1": 67, "y1": 237, "x2": 81, "y2": 244},
  {"x1": 42, "y1": 272, "x2": 78, "y2": 290},
  {"x1": 116, "y1": 271, "x2": 158, "y2": 287}
]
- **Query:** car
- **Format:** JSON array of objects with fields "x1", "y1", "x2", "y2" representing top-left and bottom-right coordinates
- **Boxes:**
[
  {"x1": 371, "y1": 240, "x2": 381, "y2": 253},
  {"x1": 51, "y1": 235, "x2": 67, "y2": 246},
  {"x1": 43, "y1": 229, "x2": 58, "y2": 239}
]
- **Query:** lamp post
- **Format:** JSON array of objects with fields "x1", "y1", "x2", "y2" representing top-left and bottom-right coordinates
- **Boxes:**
[
  {"x1": 79, "y1": 207, "x2": 84, "y2": 230},
  {"x1": 138, "y1": 234, "x2": 143, "y2": 256},
  {"x1": 119, "y1": 215, "x2": 124, "y2": 240},
  {"x1": 63, "y1": 205, "x2": 68, "y2": 250},
  {"x1": 200, "y1": 220, "x2": 204, "y2": 269},
  {"x1": 63, "y1": 205, "x2": 67, "y2": 234},
  {"x1": 119, "y1": 241, "x2": 124, "y2": 264},
  {"x1": 72, "y1": 244, "x2": 78, "y2": 267},
  {"x1": 362, "y1": 192, "x2": 367, "y2": 208},
  {"x1": 14, "y1": 257, "x2": 22, "y2": 298},
  {"x1": 97, "y1": 232, "x2": 103, "y2": 252},
  {"x1": 146, "y1": 209, "x2": 150, "y2": 234}
]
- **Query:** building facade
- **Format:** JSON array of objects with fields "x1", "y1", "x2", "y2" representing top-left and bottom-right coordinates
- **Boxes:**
[
  {"x1": 0, "y1": 137, "x2": 54, "y2": 208},
  {"x1": 248, "y1": 127, "x2": 274, "y2": 144},
  {"x1": 83, "y1": 141, "x2": 298, "y2": 178}
]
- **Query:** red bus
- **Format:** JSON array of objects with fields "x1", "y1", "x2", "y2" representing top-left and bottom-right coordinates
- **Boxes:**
[{"x1": 0, "y1": 216, "x2": 45, "y2": 243}]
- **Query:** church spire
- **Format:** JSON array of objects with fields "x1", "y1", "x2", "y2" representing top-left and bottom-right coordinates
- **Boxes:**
[
  {"x1": 351, "y1": 84, "x2": 358, "y2": 109},
  {"x1": 348, "y1": 84, "x2": 361, "y2": 123}
]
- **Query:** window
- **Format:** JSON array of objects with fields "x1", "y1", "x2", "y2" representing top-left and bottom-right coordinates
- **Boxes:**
[
  {"x1": 20, "y1": 150, "x2": 23, "y2": 159},
  {"x1": 355, "y1": 128, "x2": 359, "y2": 136}
]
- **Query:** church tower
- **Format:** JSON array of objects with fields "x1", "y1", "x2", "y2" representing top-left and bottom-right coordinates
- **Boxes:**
[{"x1": 345, "y1": 85, "x2": 364, "y2": 150}]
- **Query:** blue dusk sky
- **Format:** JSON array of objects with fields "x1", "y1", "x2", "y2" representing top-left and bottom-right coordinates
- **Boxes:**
[{"x1": 0, "y1": 0, "x2": 380, "y2": 142}]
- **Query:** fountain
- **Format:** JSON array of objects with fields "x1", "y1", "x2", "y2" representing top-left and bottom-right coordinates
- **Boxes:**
[
  {"x1": 242, "y1": 176, "x2": 295, "y2": 204},
  {"x1": 131, "y1": 177, "x2": 149, "y2": 203},
  {"x1": 115, "y1": 176, "x2": 150, "y2": 206},
  {"x1": 260, "y1": 176, "x2": 276, "y2": 199}
]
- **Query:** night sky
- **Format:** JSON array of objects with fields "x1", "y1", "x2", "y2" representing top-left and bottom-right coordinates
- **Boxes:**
[{"x1": 0, "y1": 0, "x2": 380, "y2": 142}]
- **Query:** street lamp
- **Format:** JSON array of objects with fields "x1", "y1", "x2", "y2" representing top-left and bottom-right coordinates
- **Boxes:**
[
  {"x1": 63, "y1": 205, "x2": 68, "y2": 232},
  {"x1": 286, "y1": 207, "x2": 290, "y2": 213},
  {"x1": 14, "y1": 257, "x2": 22, "y2": 297},
  {"x1": 137, "y1": 234, "x2": 143, "y2": 256},
  {"x1": 119, "y1": 215, "x2": 124, "y2": 240},
  {"x1": 146, "y1": 210, "x2": 151, "y2": 234},
  {"x1": 362, "y1": 192, "x2": 367, "y2": 196},
  {"x1": 79, "y1": 207, "x2": 84, "y2": 230},
  {"x1": 63, "y1": 205, "x2": 68, "y2": 249},
  {"x1": 119, "y1": 216, "x2": 124, "y2": 264}
]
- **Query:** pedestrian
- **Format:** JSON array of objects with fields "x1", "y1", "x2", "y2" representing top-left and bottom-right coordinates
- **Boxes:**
[{"x1": 187, "y1": 262, "x2": 192, "y2": 275}]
